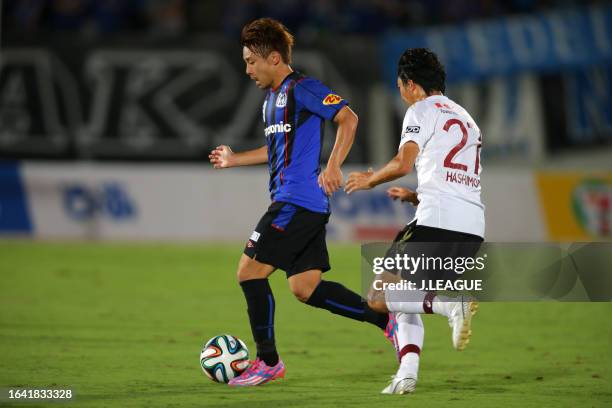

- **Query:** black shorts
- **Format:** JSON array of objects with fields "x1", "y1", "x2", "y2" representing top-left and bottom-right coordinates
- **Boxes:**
[
  {"x1": 393, "y1": 220, "x2": 484, "y2": 244},
  {"x1": 387, "y1": 220, "x2": 484, "y2": 281},
  {"x1": 243, "y1": 201, "x2": 331, "y2": 277}
]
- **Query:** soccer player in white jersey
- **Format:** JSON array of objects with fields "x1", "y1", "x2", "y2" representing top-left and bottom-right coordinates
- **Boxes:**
[{"x1": 345, "y1": 48, "x2": 485, "y2": 394}]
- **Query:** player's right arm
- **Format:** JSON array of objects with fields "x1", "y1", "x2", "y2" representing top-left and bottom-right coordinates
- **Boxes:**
[
  {"x1": 293, "y1": 78, "x2": 352, "y2": 196},
  {"x1": 209, "y1": 145, "x2": 267, "y2": 169}
]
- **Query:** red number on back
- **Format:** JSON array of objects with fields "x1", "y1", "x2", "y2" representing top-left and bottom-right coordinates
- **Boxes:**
[{"x1": 443, "y1": 119, "x2": 468, "y2": 171}]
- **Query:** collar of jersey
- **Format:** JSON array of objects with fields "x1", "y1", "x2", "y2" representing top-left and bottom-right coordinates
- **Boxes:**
[{"x1": 270, "y1": 71, "x2": 299, "y2": 93}]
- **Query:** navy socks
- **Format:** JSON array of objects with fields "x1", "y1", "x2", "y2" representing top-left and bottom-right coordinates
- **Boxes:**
[
  {"x1": 240, "y1": 279, "x2": 279, "y2": 366},
  {"x1": 306, "y1": 280, "x2": 388, "y2": 330}
]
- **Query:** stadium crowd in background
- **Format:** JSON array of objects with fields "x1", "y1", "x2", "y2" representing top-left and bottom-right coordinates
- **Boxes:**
[
  {"x1": 3, "y1": 0, "x2": 607, "y2": 39},
  {"x1": 2, "y1": 0, "x2": 187, "y2": 37}
]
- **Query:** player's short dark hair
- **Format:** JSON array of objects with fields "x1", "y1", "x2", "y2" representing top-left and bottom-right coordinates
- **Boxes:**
[
  {"x1": 397, "y1": 48, "x2": 446, "y2": 94},
  {"x1": 241, "y1": 18, "x2": 295, "y2": 64}
]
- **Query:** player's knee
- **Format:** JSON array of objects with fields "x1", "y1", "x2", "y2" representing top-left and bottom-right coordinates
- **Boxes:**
[
  {"x1": 289, "y1": 276, "x2": 320, "y2": 303},
  {"x1": 236, "y1": 256, "x2": 269, "y2": 282},
  {"x1": 236, "y1": 265, "x2": 266, "y2": 282},
  {"x1": 236, "y1": 266, "x2": 252, "y2": 282},
  {"x1": 288, "y1": 270, "x2": 322, "y2": 302},
  {"x1": 290, "y1": 283, "x2": 314, "y2": 303}
]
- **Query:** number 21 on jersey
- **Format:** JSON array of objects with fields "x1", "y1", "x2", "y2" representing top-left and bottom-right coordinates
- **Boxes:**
[{"x1": 442, "y1": 118, "x2": 482, "y2": 175}]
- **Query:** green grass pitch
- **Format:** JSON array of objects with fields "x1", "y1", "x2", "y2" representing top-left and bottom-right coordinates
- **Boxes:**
[{"x1": 0, "y1": 241, "x2": 610, "y2": 407}]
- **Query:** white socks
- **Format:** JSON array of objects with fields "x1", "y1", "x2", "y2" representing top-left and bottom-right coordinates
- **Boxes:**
[
  {"x1": 395, "y1": 312, "x2": 424, "y2": 379},
  {"x1": 386, "y1": 290, "x2": 452, "y2": 317}
]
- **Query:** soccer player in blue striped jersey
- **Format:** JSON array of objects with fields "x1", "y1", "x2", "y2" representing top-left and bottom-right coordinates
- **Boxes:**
[
  {"x1": 209, "y1": 18, "x2": 398, "y2": 386},
  {"x1": 260, "y1": 71, "x2": 343, "y2": 213}
]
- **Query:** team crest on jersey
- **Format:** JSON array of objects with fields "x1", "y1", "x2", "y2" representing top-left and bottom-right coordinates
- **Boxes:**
[
  {"x1": 276, "y1": 92, "x2": 287, "y2": 108},
  {"x1": 322, "y1": 94, "x2": 343, "y2": 105}
]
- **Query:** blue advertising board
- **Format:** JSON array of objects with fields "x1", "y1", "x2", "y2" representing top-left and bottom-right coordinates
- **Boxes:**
[
  {"x1": 0, "y1": 162, "x2": 32, "y2": 233},
  {"x1": 383, "y1": 5, "x2": 612, "y2": 85}
]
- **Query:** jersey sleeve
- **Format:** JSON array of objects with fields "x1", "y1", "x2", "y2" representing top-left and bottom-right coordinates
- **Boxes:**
[
  {"x1": 294, "y1": 78, "x2": 348, "y2": 121},
  {"x1": 398, "y1": 104, "x2": 432, "y2": 151}
]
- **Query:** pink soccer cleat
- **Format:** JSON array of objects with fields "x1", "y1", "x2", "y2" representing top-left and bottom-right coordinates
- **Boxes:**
[
  {"x1": 228, "y1": 358, "x2": 286, "y2": 387},
  {"x1": 384, "y1": 312, "x2": 400, "y2": 361}
]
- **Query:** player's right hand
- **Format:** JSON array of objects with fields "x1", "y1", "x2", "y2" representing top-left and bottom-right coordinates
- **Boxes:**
[
  {"x1": 319, "y1": 165, "x2": 343, "y2": 196},
  {"x1": 387, "y1": 186, "x2": 419, "y2": 206},
  {"x1": 209, "y1": 145, "x2": 234, "y2": 169}
]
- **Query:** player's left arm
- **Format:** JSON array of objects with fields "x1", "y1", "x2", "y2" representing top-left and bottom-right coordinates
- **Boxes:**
[
  {"x1": 387, "y1": 186, "x2": 419, "y2": 206},
  {"x1": 318, "y1": 105, "x2": 358, "y2": 196},
  {"x1": 345, "y1": 141, "x2": 419, "y2": 194}
]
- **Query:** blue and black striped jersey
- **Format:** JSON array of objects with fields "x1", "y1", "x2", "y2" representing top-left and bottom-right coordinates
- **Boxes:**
[{"x1": 262, "y1": 71, "x2": 348, "y2": 214}]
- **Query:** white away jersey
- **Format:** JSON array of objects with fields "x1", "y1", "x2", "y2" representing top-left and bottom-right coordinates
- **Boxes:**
[{"x1": 399, "y1": 95, "x2": 485, "y2": 238}]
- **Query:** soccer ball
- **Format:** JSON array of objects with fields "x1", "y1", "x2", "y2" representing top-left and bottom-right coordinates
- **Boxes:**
[{"x1": 200, "y1": 334, "x2": 250, "y2": 383}]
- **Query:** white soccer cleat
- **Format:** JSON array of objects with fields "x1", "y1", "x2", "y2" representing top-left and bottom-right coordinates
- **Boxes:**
[
  {"x1": 447, "y1": 296, "x2": 478, "y2": 351},
  {"x1": 381, "y1": 375, "x2": 417, "y2": 394}
]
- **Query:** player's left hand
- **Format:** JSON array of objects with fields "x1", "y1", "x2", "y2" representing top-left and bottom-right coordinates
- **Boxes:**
[
  {"x1": 318, "y1": 166, "x2": 343, "y2": 196},
  {"x1": 387, "y1": 186, "x2": 419, "y2": 206},
  {"x1": 345, "y1": 169, "x2": 374, "y2": 194}
]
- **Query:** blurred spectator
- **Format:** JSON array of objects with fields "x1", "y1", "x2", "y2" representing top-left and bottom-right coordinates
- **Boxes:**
[
  {"x1": 87, "y1": 0, "x2": 147, "y2": 34},
  {"x1": 1, "y1": 0, "x2": 604, "y2": 38},
  {"x1": 145, "y1": 0, "x2": 186, "y2": 37},
  {"x1": 3, "y1": 0, "x2": 47, "y2": 35},
  {"x1": 45, "y1": 0, "x2": 89, "y2": 32},
  {"x1": 222, "y1": 0, "x2": 266, "y2": 36}
]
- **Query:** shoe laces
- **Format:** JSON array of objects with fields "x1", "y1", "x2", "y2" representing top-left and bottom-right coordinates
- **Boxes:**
[{"x1": 246, "y1": 358, "x2": 263, "y2": 372}]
